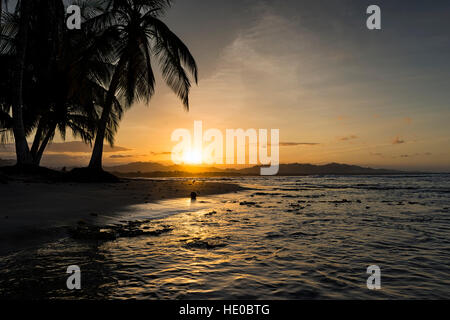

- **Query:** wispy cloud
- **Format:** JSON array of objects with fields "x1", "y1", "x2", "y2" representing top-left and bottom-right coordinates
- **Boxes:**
[
  {"x1": 400, "y1": 152, "x2": 432, "y2": 158},
  {"x1": 109, "y1": 154, "x2": 134, "y2": 159},
  {"x1": 0, "y1": 141, "x2": 131, "y2": 153},
  {"x1": 339, "y1": 135, "x2": 358, "y2": 141},
  {"x1": 370, "y1": 152, "x2": 384, "y2": 158},
  {"x1": 150, "y1": 151, "x2": 172, "y2": 156},
  {"x1": 280, "y1": 142, "x2": 320, "y2": 146}
]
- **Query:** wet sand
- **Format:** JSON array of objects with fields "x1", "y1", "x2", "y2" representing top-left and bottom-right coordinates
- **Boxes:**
[{"x1": 0, "y1": 179, "x2": 243, "y2": 253}]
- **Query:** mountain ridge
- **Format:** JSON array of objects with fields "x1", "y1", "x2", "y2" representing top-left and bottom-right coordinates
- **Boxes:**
[{"x1": 106, "y1": 161, "x2": 410, "y2": 177}]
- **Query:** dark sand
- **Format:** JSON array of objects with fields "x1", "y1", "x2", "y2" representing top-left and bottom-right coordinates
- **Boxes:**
[{"x1": 0, "y1": 179, "x2": 243, "y2": 253}]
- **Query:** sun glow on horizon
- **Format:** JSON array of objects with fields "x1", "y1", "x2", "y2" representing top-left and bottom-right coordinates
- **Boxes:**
[{"x1": 182, "y1": 149, "x2": 203, "y2": 164}]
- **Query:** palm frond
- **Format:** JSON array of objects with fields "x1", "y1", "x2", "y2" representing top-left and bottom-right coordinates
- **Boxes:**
[{"x1": 145, "y1": 16, "x2": 198, "y2": 109}]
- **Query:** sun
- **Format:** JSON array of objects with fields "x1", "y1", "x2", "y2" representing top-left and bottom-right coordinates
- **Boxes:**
[{"x1": 182, "y1": 149, "x2": 203, "y2": 164}]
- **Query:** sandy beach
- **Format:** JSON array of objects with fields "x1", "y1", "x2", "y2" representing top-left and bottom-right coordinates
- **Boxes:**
[{"x1": 0, "y1": 179, "x2": 243, "y2": 253}]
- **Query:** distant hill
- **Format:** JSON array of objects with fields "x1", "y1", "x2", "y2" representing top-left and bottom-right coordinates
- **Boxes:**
[
  {"x1": 233, "y1": 163, "x2": 404, "y2": 175},
  {"x1": 106, "y1": 162, "x2": 223, "y2": 174},
  {"x1": 106, "y1": 162, "x2": 175, "y2": 173},
  {"x1": 108, "y1": 161, "x2": 406, "y2": 177}
]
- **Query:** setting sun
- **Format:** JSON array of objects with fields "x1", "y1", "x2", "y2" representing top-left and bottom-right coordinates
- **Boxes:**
[{"x1": 182, "y1": 149, "x2": 203, "y2": 164}]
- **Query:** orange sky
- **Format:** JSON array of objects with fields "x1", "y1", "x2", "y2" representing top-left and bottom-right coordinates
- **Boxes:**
[{"x1": 104, "y1": 2, "x2": 450, "y2": 172}]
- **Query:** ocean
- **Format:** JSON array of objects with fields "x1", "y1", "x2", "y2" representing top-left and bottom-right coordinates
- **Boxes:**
[{"x1": 1, "y1": 174, "x2": 449, "y2": 299}]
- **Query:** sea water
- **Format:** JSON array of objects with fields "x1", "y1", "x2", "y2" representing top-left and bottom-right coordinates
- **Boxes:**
[{"x1": 1, "y1": 174, "x2": 449, "y2": 299}]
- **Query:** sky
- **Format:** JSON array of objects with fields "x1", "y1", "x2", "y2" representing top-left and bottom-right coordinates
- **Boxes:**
[{"x1": 1, "y1": 0, "x2": 450, "y2": 171}]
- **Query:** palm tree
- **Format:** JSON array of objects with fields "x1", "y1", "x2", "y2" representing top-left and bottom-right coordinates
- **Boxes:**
[
  {"x1": 1, "y1": 0, "x2": 66, "y2": 166},
  {"x1": 29, "y1": 77, "x2": 124, "y2": 166},
  {"x1": 87, "y1": 0, "x2": 198, "y2": 170},
  {"x1": 27, "y1": 1, "x2": 124, "y2": 166},
  {"x1": 10, "y1": 0, "x2": 33, "y2": 165},
  {"x1": 0, "y1": 0, "x2": 122, "y2": 166},
  {"x1": 1, "y1": 0, "x2": 70, "y2": 166}
]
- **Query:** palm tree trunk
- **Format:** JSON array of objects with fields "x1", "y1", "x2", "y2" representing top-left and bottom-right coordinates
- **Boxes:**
[
  {"x1": 34, "y1": 123, "x2": 56, "y2": 166},
  {"x1": 30, "y1": 119, "x2": 44, "y2": 159},
  {"x1": 88, "y1": 57, "x2": 126, "y2": 170},
  {"x1": 88, "y1": 117, "x2": 107, "y2": 169},
  {"x1": 12, "y1": 0, "x2": 33, "y2": 166}
]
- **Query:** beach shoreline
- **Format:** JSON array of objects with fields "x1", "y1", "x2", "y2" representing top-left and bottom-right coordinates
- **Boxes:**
[{"x1": 0, "y1": 178, "x2": 244, "y2": 255}]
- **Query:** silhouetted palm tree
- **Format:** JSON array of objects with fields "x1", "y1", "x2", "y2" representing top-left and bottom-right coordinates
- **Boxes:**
[
  {"x1": 10, "y1": 0, "x2": 33, "y2": 165},
  {"x1": 1, "y1": 0, "x2": 66, "y2": 165},
  {"x1": 87, "y1": 0, "x2": 198, "y2": 169},
  {"x1": 0, "y1": 0, "x2": 123, "y2": 166}
]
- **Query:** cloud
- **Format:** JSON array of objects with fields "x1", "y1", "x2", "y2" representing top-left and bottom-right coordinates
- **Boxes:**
[
  {"x1": 109, "y1": 154, "x2": 134, "y2": 159},
  {"x1": 370, "y1": 152, "x2": 432, "y2": 160},
  {"x1": 47, "y1": 141, "x2": 131, "y2": 153},
  {"x1": 0, "y1": 141, "x2": 131, "y2": 153},
  {"x1": 279, "y1": 142, "x2": 320, "y2": 146},
  {"x1": 339, "y1": 135, "x2": 358, "y2": 141},
  {"x1": 370, "y1": 152, "x2": 384, "y2": 158},
  {"x1": 400, "y1": 152, "x2": 432, "y2": 158},
  {"x1": 150, "y1": 151, "x2": 172, "y2": 156},
  {"x1": 392, "y1": 136, "x2": 405, "y2": 145}
]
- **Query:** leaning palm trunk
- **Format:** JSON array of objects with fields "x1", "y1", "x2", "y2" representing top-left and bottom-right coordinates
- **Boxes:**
[
  {"x1": 30, "y1": 119, "x2": 45, "y2": 160},
  {"x1": 87, "y1": 113, "x2": 107, "y2": 169},
  {"x1": 87, "y1": 1, "x2": 198, "y2": 170},
  {"x1": 34, "y1": 122, "x2": 56, "y2": 165},
  {"x1": 88, "y1": 57, "x2": 126, "y2": 169},
  {"x1": 11, "y1": 0, "x2": 33, "y2": 165}
]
